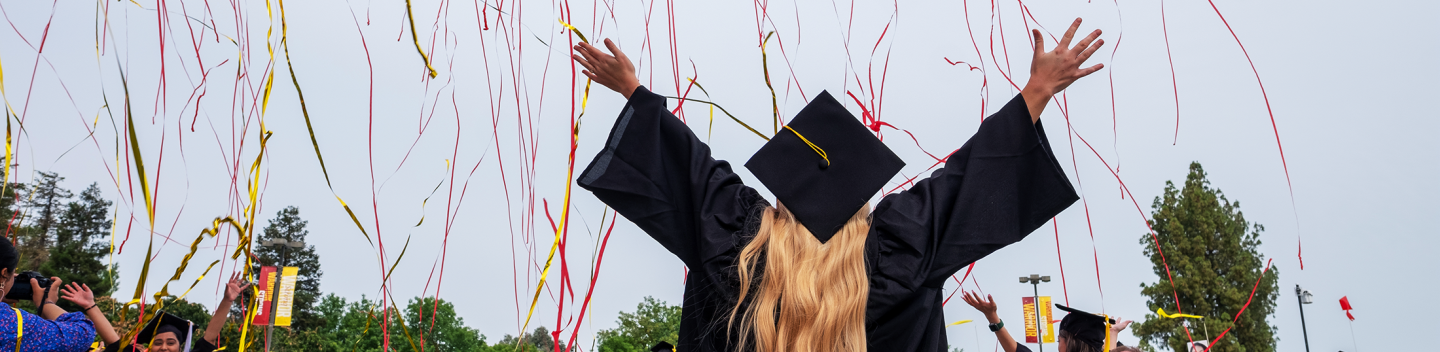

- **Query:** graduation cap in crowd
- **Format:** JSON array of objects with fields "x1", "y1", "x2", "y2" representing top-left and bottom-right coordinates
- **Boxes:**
[
  {"x1": 136, "y1": 311, "x2": 197, "y2": 352},
  {"x1": 650, "y1": 341, "x2": 675, "y2": 352},
  {"x1": 744, "y1": 91, "x2": 905, "y2": 243},
  {"x1": 1055, "y1": 304, "x2": 1116, "y2": 351}
]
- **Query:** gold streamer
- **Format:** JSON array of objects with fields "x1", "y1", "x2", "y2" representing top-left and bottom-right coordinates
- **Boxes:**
[
  {"x1": 404, "y1": 0, "x2": 439, "y2": 78},
  {"x1": 947, "y1": 319, "x2": 974, "y2": 327},
  {"x1": 1156, "y1": 308, "x2": 1203, "y2": 319},
  {"x1": 665, "y1": 96, "x2": 768, "y2": 141},
  {"x1": 557, "y1": 19, "x2": 590, "y2": 43},
  {"x1": 761, "y1": 31, "x2": 779, "y2": 134},
  {"x1": 279, "y1": 0, "x2": 375, "y2": 247}
]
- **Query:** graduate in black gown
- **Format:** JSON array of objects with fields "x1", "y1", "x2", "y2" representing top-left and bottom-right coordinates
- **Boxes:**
[
  {"x1": 104, "y1": 273, "x2": 250, "y2": 352},
  {"x1": 571, "y1": 17, "x2": 1106, "y2": 352}
]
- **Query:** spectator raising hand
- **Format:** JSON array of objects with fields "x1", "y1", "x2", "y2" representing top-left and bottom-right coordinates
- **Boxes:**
[{"x1": 61, "y1": 282, "x2": 120, "y2": 346}]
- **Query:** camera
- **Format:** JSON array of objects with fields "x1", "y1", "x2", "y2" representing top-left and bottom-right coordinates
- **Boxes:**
[{"x1": 5, "y1": 271, "x2": 53, "y2": 301}]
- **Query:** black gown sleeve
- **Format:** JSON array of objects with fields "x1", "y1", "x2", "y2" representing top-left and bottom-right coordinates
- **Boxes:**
[
  {"x1": 872, "y1": 93, "x2": 1078, "y2": 286},
  {"x1": 577, "y1": 86, "x2": 761, "y2": 269}
]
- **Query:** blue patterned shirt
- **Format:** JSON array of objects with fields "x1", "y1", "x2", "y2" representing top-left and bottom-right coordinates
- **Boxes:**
[{"x1": 0, "y1": 302, "x2": 97, "y2": 352}]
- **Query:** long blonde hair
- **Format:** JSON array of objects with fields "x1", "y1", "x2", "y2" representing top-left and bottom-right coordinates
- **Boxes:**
[{"x1": 728, "y1": 202, "x2": 871, "y2": 352}]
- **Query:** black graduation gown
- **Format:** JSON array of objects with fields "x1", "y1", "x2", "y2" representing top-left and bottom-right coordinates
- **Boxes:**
[{"x1": 577, "y1": 86, "x2": 1078, "y2": 352}]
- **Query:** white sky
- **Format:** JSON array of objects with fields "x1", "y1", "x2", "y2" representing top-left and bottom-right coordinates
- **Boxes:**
[{"x1": 1, "y1": 0, "x2": 1435, "y2": 350}]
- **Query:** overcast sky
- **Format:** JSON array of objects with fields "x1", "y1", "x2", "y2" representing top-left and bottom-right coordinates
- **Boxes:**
[{"x1": 1, "y1": 0, "x2": 1435, "y2": 350}]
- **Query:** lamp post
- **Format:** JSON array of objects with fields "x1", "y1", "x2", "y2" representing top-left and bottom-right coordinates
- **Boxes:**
[
  {"x1": 1295, "y1": 285, "x2": 1313, "y2": 352},
  {"x1": 1019, "y1": 274, "x2": 1051, "y2": 352},
  {"x1": 260, "y1": 238, "x2": 306, "y2": 352}
]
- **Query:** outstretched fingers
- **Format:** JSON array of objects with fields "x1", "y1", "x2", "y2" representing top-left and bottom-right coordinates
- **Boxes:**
[
  {"x1": 603, "y1": 38, "x2": 627, "y2": 62},
  {"x1": 1072, "y1": 29, "x2": 1102, "y2": 56},
  {"x1": 1078, "y1": 63, "x2": 1106, "y2": 78},
  {"x1": 1058, "y1": 18, "x2": 1082, "y2": 51},
  {"x1": 1078, "y1": 38, "x2": 1106, "y2": 63}
]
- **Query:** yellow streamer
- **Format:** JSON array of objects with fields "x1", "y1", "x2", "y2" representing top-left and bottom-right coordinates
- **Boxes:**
[
  {"x1": 761, "y1": 31, "x2": 779, "y2": 134},
  {"x1": 947, "y1": 319, "x2": 974, "y2": 327},
  {"x1": 279, "y1": 0, "x2": 374, "y2": 247},
  {"x1": 520, "y1": 98, "x2": 585, "y2": 342},
  {"x1": 783, "y1": 125, "x2": 830, "y2": 166},
  {"x1": 557, "y1": 19, "x2": 590, "y2": 43},
  {"x1": 666, "y1": 96, "x2": 768, "y2": 141},
  {"x1": 404, "y1": 0, "x2": 439, "y2": 77},
  {"x1": 172, "y1": 260, "x2": 222, "y2": 301},
  {"x1": 1156, "y1": 308, "x2": 1203, "y2": 319}
]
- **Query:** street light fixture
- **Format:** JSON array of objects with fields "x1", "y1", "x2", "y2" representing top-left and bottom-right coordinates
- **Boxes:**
[
  {"x1": 260, "y1": 238, "x2": 306, "y2": 352},
  {"x1": 1019, "y1": 274, "x2": 1051, "y2": 352},
  {"x1": 1296, "y1": 285, "x2": 1313, "y2": 352}
]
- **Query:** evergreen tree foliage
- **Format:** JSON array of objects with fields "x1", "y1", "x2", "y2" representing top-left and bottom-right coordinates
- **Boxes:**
[
  {"x1": 595, "y1": 297, "x2": 682, "y2": 352},
  {"x1": 40, "y1": 183, "x2": 119, "y2": 310},
  {"x1": 17, "y1": 171, "x2": 71, "y2": 269},
  {"x1": 1133, "y1": 162, "x2": 1280, "y2": 352}
]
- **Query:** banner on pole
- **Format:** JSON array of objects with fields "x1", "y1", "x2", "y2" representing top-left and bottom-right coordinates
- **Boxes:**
[
  {"x1": 1023, "y1": 297, "x2": 1038, "y2": 343},
  {"x1": 275, "y1": 266, "x2": 299, "y2": 327},
  {"x1": 252, "y1": 266, "x2": 277, "y2": 325},
  {"x1": 1039, "y1": 296, "x2": 1056, "y2": 343}
]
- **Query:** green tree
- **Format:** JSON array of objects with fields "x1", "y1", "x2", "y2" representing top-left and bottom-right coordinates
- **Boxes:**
[
  {"x1": 403, "y1": 297, "x2": 485, "y2": 352},
  {"x1": 16, "y1": 171, "x2": 71, "y2": 269},
  {"x1": 41, "y1": 183, "x2": 119, "y2": 310},
  {"x1": 251, "y1": 206, "x2": 324, "y2": 330},
  {"x1": 1133, "y1": 162, "x2": 1280, "y2": 352},
  {"x1": 489, "y1": 326, "x2": 565, "y2": 352},
  {"x1": 595, "y1": 297, "x2": 681, "y2": 352}
]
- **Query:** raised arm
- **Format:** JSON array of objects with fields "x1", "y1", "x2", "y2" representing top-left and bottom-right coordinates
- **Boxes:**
[
  {"x1": 573, "y1": 39, "x2": 640, "y2": 99},
  {"x1": 60, "y1": 282, "x2": 118, "y2": 344},
  {"x1": 963, "y1": 291, "x2": 1022, "y2": 352},
  {"x1": 572, "y1": 39, "x2": 762, "y2": 268},
  {"x1": 1021, "y1": 18, "x2": 1107, "y2": 123},
  {"x1": 205, "y1": 273, "x2": 250, "y2": 344}
]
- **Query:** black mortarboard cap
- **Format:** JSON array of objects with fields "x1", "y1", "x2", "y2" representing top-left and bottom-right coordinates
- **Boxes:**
[
  {"x1": 650, "y1": 341, "x2": 675, "y2": 352},
  {"x1": 1055, "y1": 304, "x2": 1115, "y2": 351},
  {"x1": 136, "y1": 311, "x2": 196, "y2": 347},
  {"x1": 744, "y1": 91, "x2": 905, "y2": 243}
]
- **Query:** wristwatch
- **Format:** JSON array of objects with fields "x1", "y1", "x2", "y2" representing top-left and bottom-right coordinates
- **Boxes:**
[{"x1": 988, "y1": 320, "x2": 1005, "y2": 332}]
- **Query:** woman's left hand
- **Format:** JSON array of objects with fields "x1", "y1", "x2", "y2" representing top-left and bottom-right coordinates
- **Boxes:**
[
  {"x1": 223, "y1": 272, "x2": 251, "y2": 302},
  {"x1": 59, "y1": 282, "x2": 95, "y2": 309},
  {"x1": 1110, "y1": 317, "x2": 1132, "y2": 333}
]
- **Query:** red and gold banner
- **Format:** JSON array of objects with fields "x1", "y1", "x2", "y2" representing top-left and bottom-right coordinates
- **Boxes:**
[
  {"x1": 252, "y1": 266, "x2": 277, "y2": 325},
  {"x1": 1023, "y1": 297, "x2": 1038, "y2": 343}
]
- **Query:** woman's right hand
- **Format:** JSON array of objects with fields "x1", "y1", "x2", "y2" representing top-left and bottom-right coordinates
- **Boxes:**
[
  {"x1": 31, "y1": 277, "x2": 62, "y2": 305},
  {"x1": 572, "y1": 39, "x2": 640, "y2": 99},
  {"x1": 962, "y1": 291, "x2": 999, "y2": 316}
]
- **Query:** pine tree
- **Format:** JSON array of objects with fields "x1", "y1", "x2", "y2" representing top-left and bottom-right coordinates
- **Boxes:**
[
  {"x1": 41, "y1": 183, "x2": 119, "y2": 310},
  {"x1": 252, "y1": 206, "x2": 324, "y2": 330},
  {"x1": 1133, "y1": 162, "x2": 1280, "y2": 352},
  {"x1": 17, "y1": 171, "x2": 72, "y2": 270}
]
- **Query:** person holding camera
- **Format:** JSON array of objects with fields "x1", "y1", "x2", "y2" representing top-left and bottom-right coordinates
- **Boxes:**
[{"x1": 0, "y1": 236, "x2": 98, "y2": 351}]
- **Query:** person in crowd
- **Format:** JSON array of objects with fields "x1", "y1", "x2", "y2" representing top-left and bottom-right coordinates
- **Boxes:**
[
  {"x1": 59, "y1": 282, "x2": 118, "y2": 350},
  {"x1": 100, "y1": 272, "x2": 249, "y2": 352},
  {"x1": 0, "y1": 236, "x2": 97, "y2": 351},
  {"x1": 962, "y1": 290, "x2": 1124, "y2": 352},
  {"x1": 1107, "y1": 316, "x2": 1132, "y2": 351},
  {"x1": 572, "y1": 15, "x2": 1103, "y2": 352}
]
